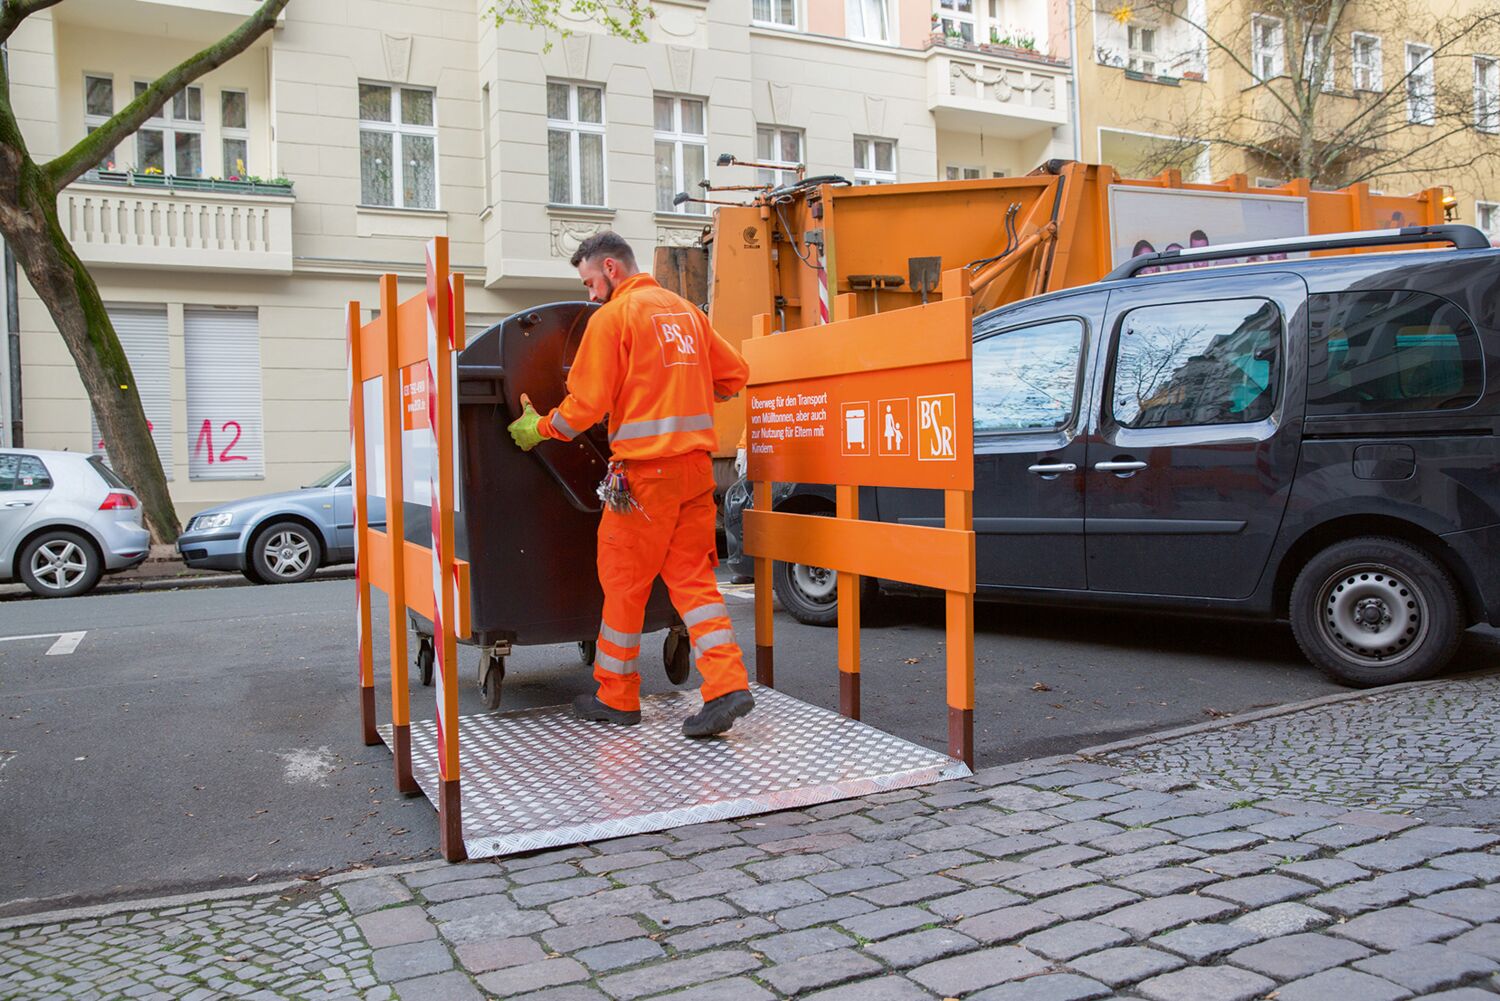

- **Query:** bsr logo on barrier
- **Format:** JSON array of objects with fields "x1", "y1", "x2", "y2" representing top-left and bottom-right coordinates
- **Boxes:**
[{"x1": 917, "y1": 393, "x2": 958, "y2": 461}]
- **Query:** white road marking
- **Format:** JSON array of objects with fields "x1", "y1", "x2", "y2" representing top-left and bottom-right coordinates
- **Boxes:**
[
  {"x1": 0, "y1": 631, "x2": 87, "y2": 655},
  {"x1": 46, "y1": 632, "x2": 86, "y2": 656},
  {"x1": 276, "y1": 746, "x2": 339, "y2": 786}
]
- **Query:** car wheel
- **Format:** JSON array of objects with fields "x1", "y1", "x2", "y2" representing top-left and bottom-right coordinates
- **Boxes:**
[
  {"x1": 1290, "y1": 536, "x2": 1463, "y2": 688},
  {"x1": 250, "y1": 521, "x2": 322, "y2": 584},
  {"x1": 19, "y1": 530, "x2": 102, "y2": 599}
]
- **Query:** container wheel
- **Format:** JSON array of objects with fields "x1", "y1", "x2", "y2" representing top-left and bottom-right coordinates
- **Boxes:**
[
  {"x1": 479, "y1": 652, "x2": 505, "y2": 711},
  {"x1": 417, "y1": 636, "x2": 434, "y2": 687},
  {"x1": 663, "y1": 628, "x2": 692, "y2": 686},
  {"x1": 578, "y1": 640, "x2": 597, "y2": 666}
]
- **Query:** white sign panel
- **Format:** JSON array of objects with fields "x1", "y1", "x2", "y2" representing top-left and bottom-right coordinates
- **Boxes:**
[{"x1": 1108, "y1": 186, "x2": 1309, "y2": 267}]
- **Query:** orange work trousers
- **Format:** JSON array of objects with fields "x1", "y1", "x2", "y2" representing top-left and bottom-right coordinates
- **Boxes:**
[{"x1": 593, "y1": 450, "x2": 749, "y2": 712}]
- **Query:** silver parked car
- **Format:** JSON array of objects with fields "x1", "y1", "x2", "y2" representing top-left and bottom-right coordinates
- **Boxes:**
[
  {"x1": 176, "y1": 463, "x2": 385, "y2": 584},
  {"x1": 0, "y1": 449, "x2": 151, "y2": 598}
]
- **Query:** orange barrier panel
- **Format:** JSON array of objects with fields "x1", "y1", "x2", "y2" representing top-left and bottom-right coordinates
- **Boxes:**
[
  {"x1": 348, "y1": 237, "x2": 471, "y2": 861},
  {"x1": 743, "y1": 268, "x2": 978, "y2": 765}
]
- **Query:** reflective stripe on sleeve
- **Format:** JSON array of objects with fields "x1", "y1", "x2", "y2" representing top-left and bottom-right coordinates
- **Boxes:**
[
  {"x1": 609, "y1": 413, "x2": 714, "y2": 443},
  {"x1": 599, "y1": 622, "x2": 641, "y2": 650},
  {"x1": 550, "y1": 411, "x2": 580, "y2": 441},
  {"x1": 596, "y1": 651, "x2": 639, "y2": 675},
  {"x1": 692, "y1": 628, "x2": 736, "y2": 656},
  {"x1": 682, "y1": 603, "x2": 730, "y2": 628}
]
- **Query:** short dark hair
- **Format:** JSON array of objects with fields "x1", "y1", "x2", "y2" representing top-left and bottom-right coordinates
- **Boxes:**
[{"x1": 571, "y1": 230, "x2": 638, "y2": 269}]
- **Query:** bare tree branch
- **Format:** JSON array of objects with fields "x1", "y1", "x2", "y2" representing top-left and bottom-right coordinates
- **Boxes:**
[{"x1": 43, "y1": 0, "x2": 291, "y2": 189}]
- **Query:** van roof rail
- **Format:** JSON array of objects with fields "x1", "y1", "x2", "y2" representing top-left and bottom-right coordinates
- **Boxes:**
[{"x1": 1103, "y1": 224, "x2": 1493, "y2": 281}]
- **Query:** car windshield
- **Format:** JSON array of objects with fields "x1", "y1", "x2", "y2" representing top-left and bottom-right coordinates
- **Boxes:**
[
  {"x1": 307, "y1": 463, "x2": 350, "y2": 488},
  {"x1": 88, "y1": 455, "x2": 130, "y2": 489}
]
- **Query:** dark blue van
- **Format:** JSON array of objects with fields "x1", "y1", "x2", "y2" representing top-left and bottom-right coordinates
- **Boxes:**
[{"x1": 727, "y1": 226, "x2": 1500, "y2": 687}]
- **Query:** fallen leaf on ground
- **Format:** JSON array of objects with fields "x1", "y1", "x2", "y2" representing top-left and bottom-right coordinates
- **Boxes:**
[
  {"x1": 1203, "y1": 707, "x2": 1231, "y2": 718},
  {"x1": 1031, "y1": 682, "x2": 1052, "y2": 692},
  {"x1": 904, "y1": 657, "x2": 921, "y2": 664}
]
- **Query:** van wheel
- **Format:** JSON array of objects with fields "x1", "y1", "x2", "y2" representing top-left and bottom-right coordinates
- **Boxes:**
[{"x1": 1290, "y1": 536, "x2": 1462, "y2": 687}]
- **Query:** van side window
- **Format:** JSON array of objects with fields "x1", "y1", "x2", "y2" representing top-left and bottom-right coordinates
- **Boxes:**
[
  {"x1": 1307, "y1": 291, "x2": 1482, "y2": 414},
  {"x1": 1112, "y1": 299, "x2": 1280, "y2": 429},
  {"x1": 973, "y1": 318, "x2": 1084, "y2": 433}
]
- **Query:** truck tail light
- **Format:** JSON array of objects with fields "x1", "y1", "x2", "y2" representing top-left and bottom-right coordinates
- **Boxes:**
[{"x1": 99, "y1": 492, "x2": 138, "y2": 510}]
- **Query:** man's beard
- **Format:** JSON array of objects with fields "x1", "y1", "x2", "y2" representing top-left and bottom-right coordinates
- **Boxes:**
[{"x1": 599, "y1": 273, "x2": 618, "y2": 302}]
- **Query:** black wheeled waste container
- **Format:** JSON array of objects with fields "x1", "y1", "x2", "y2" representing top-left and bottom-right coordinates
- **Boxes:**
[{"x1": 409, "y1": 302, "x2": 685, "y2": 710}]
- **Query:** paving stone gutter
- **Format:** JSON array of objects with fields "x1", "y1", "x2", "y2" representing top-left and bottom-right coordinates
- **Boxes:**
[{"x1": 5, "y1": 674, "x2": 1500, "y2": 999}]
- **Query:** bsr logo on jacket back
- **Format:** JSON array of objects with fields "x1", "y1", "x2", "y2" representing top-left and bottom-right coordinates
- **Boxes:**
[{"x1": 652, "y1": 312, "x2": 700, "y2": 367}]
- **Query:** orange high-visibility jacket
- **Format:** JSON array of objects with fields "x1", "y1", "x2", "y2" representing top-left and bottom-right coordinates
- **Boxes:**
[{"x1": 538, "y1": 272, "x2": 750, "y2": 461}]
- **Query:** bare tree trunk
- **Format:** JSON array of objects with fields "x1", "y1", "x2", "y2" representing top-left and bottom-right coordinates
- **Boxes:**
[{"x1": 0, "y1": 152, "x2": 180, "y2": 541}]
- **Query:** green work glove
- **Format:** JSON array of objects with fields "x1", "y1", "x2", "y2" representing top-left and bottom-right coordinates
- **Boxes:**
[{"x1": 508, "y1": 402, "x2": 544, "y2": 451}]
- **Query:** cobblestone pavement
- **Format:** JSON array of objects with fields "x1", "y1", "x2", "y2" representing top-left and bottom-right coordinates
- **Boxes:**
[
  {"x1": 8, "y1": 685, "x2": 1500, "y2": 1000},
  {"x1": 1094, "y1": 673, "x2": 1500, "y2": 813}
]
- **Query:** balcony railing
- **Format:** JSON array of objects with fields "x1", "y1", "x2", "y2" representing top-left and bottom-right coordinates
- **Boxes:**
[
  {"x1": 60, "y1": 178, "x2": 294, "y2": 274},
  {"x1": 925, "y1": 43, "x2": 1070, "y2": 137}
]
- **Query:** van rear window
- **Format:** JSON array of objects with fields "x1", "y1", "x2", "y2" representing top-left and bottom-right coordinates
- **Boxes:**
[{"x1": 1308, "y1": 291, "x2": 1482, "y2": 415}]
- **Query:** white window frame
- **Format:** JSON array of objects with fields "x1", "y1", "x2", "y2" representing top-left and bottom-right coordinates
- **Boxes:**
[
  {"x1": 654, "y1": 93, "x2": 708, "y2": 215},
  {"x1": 946, "y1": 164, "x2": 982, "y2": 180},
  {"x1": 752, "y1": 0, "x2": 798, "y2": 30},
  {"x1": 546, "y1": 79, "x2": 608, "y2": 208},
  {"x1": 846, "y1": 0, "x2": 890, "y2": 43},
  {"x1": 1127, "y1": 23, "x2": 1158, "y2": 74},
  {"x1": 1406, "y1": 42, "x2": 1435, "y2": 125},
  {"x1": 1477, "y1": 201, "x2": 1499, "y2": 243},
  {"x1": 936, "y1": 0, "x2": 976, "y2": 44},
  {"x1": 756, "y1": 125, "x2": 803, "y2": 187},
  {"x1": 134, "y1": 80, "x2": 204, "y2": 176},
  {"x1": 358, "y1": 81, "x2": 441, "y2": 210},
  {"x1": 219, "y1": 88, "x2": 249, "y2": 178},
  {"x1": 1251, "y1": 14, "x2": 1285, "y2": 82},
  {"x1": 1303, "y1": 28, "x2": 1334, "y2": 92},
  {"x1": 852, "y1": 136, "x2": 897, "y2": 185},
  {"x1": 1351, "y1": 32, "x2": 1383, "y2": 92},
  {"x1": 1476, "y1": 56, "x2": 1500, "y2": 133},
  {"x1": 83, "y1": 73, "x2": 115, "y2": 170}
]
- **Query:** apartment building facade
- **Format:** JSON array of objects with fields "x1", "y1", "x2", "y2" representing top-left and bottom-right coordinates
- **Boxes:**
[
  {"x1": 1059, "y1": 0, "x2": 1500, "y2": 239},
  {"x1": 2, "y1": 0, "x2": 1074, "y2": 516}
]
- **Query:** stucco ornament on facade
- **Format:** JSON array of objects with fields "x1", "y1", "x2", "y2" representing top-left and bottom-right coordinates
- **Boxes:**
[
  {"x1": 950, "y1": 63, "x2": 1055, "y2": 109},
  {"x1": 551, "y1": 217, "x2": 610, "y2": 259},
  {"x1": 656, "y1": 227, "x2": 705, "y2": 249},
  {"x1": 382, "y1": 34, "x2": 412, "y2": 82}
]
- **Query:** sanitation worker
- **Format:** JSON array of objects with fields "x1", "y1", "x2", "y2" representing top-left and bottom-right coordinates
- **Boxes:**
[{"x1": 506, "y1": 231, "x2": 755, "y2": 737}]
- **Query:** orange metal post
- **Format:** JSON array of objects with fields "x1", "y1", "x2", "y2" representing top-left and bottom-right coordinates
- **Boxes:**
[
  {"x1": 426, "y1": 238, "x2": 464, "y2": 862},
  {"x1": 750, "y1": 312, "x2": 776, "y2": 688},
  {"x1": 349, "y1": 302, "x2": 378, "y2": 746},
  {"x1": 836, "y1": 484, "x2": 861, "y2": 720},
  {"x1": 379, "y1": 275, "x2": 417, "y2": 796},
  {"x1": 945, "y1": 489, "x2": 975, "y2": 766}
]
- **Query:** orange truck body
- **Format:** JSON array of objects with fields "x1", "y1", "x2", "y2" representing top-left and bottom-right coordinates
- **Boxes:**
[{"x1": 693, "y1": 160, "x2": 1446, "y2": 458}]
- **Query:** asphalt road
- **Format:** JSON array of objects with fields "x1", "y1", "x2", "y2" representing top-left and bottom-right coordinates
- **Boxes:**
[{"x1": 3, "y1": 577, "x2": 1497, "y2": 917}]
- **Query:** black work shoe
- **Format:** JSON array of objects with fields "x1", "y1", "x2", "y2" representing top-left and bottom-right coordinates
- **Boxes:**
[
  {"x1": 572, "y1": 693, "x2": 641, "y2": 726},
  {"x1": 682, "y1": 689, "x2": 755, "y2": 738},
  {"x1": 729, "y1": 574, "x2": 754, "y2": 585}
]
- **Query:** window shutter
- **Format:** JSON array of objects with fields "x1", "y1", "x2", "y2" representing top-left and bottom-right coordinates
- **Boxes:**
[
  {"x1": 93, "y1": 305, "x2": 174, "y2": 480},
  {"x1": 184, "y1": 306, "x2": 265, "y2": 479}
]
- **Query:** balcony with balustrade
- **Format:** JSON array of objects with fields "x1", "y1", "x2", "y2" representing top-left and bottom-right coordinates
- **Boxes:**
[{"x1": 925, "y1": 35, "x2": 1071, "y2": 139}]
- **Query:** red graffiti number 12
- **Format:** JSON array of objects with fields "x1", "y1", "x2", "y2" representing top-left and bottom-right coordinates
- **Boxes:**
[{"x1": 194, "y1": 419, "x2": 248, "y2": 464}]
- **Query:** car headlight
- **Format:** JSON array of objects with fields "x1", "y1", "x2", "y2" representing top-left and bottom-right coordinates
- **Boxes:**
[{"x1": 193, "y1": 512, "x2": 234, "y2": 531}]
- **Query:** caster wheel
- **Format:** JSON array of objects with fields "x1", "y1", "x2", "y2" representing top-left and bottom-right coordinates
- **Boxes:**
[
  {"x1": 479, "y1": 653, "x2": 505, "y2": 711},
  {"x1": 578, "y1": 639, "x2": 597, "y2": 666},
  {"x1": 417, "y1": 637, "x2": 434, "y2": 687},
  {"x1": 663, "y1": 629, "x2": 692, "y2": 686}
]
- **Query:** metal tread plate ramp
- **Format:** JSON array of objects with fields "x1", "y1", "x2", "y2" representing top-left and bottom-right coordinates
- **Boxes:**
[{"x1": 379, "y1": 684, "x2": 970, "y2": 858}]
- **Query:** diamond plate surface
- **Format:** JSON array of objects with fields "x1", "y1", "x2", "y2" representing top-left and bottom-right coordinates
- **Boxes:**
[{"x1": 378, "y1": 684, "x2": 970, "y2": 858}]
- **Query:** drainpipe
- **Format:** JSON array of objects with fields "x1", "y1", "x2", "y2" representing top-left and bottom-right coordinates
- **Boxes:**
[
  {"x1": 1066, "y1": 0, "x2": 1083, "y2": 159},
  {"x1": 3, "y1": 238, "x2": 18, "y2": 447}
]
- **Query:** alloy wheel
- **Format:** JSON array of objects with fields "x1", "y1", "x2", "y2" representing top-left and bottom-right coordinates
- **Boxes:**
[
  {"x1": 29, "y1": 540, "x2": 89, "y2": 591},
  {"x1": 264, "y1": 530, "x2": 312, "y2": 579}
]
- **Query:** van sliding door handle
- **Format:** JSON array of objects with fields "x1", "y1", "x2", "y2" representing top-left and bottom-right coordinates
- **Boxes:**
[
  {"x1": 1094, "y1": 460, "x2": 1148, "y2": 472},
  {"x1": 1026, "y1": 463, "x2": 1077, "y2": 475}
]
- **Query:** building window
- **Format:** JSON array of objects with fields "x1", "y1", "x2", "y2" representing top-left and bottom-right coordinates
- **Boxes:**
[
  {"x1": 220, "y1": 89, "x2": 248, "y2": 177},
  {"x1": 654, "y1": 94, "x2": 707, "y2": 214},
  {"x1": 83, "y1": 74, "x2": 115, "y2": 169},
  {"x1": 1351, "y1": 32, "x2": 1382, "y2": 91},
  {"x1": 846, "y1": 0, "x2": 889, "y2": 42},
  {"x1": 359, "y1": 82, "x2": 438, "y2": 209},
  {"x1": 1251, "y1": 15, "x2": 1284, "y2": 81},
  {"x1": 1407, "y1": 43, "x2": 1435, "y2": 124},
  {"x1": 753, "y1": 0, "x2": 797, "y2": 29},
  {"x1": 185, "y1": 307, "x2": 265, "y2": 480},
  {"x1": 1304, "y1": 28, "x2": 1334, "y2": 91},
  {"x1": 1476, "y1": 56, "x2": 1500, "y2": 133},
  {"x1": 945, "y1": 164, "x2": 982, "y2": 180},
  {"x1": 1478, "y1": 202, "x2": 1499, "y2": 242},
  {"x1": 756, "y1": 126, "x2": 802, "y2": 187},
  {"x1": 135, "y1": 80, "x2": 203, "y2": 176},
  {"x1": 547, "y1": 80, "x2": 606, "y2": 207},
  {"x1": 936, "y1": 0, "x2": 975, "y2": 43},
  {"x1": 853, "y1": 136, "x2": 896, "y2": 184},
  {"x1": 1127, "y1": 24, "x2": 1157, "y2": 74}
]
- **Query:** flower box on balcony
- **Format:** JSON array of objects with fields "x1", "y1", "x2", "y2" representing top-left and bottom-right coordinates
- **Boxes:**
[
  {"x1": 1125, "y1": 69, "x2": 1180, "y2": 85},
  {"x1": 83, "y1": 170, "x2": 294, "y2": 197},
  {"x1": 1182, "y1": 70, "x2": 1205, "y2": 81}
]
